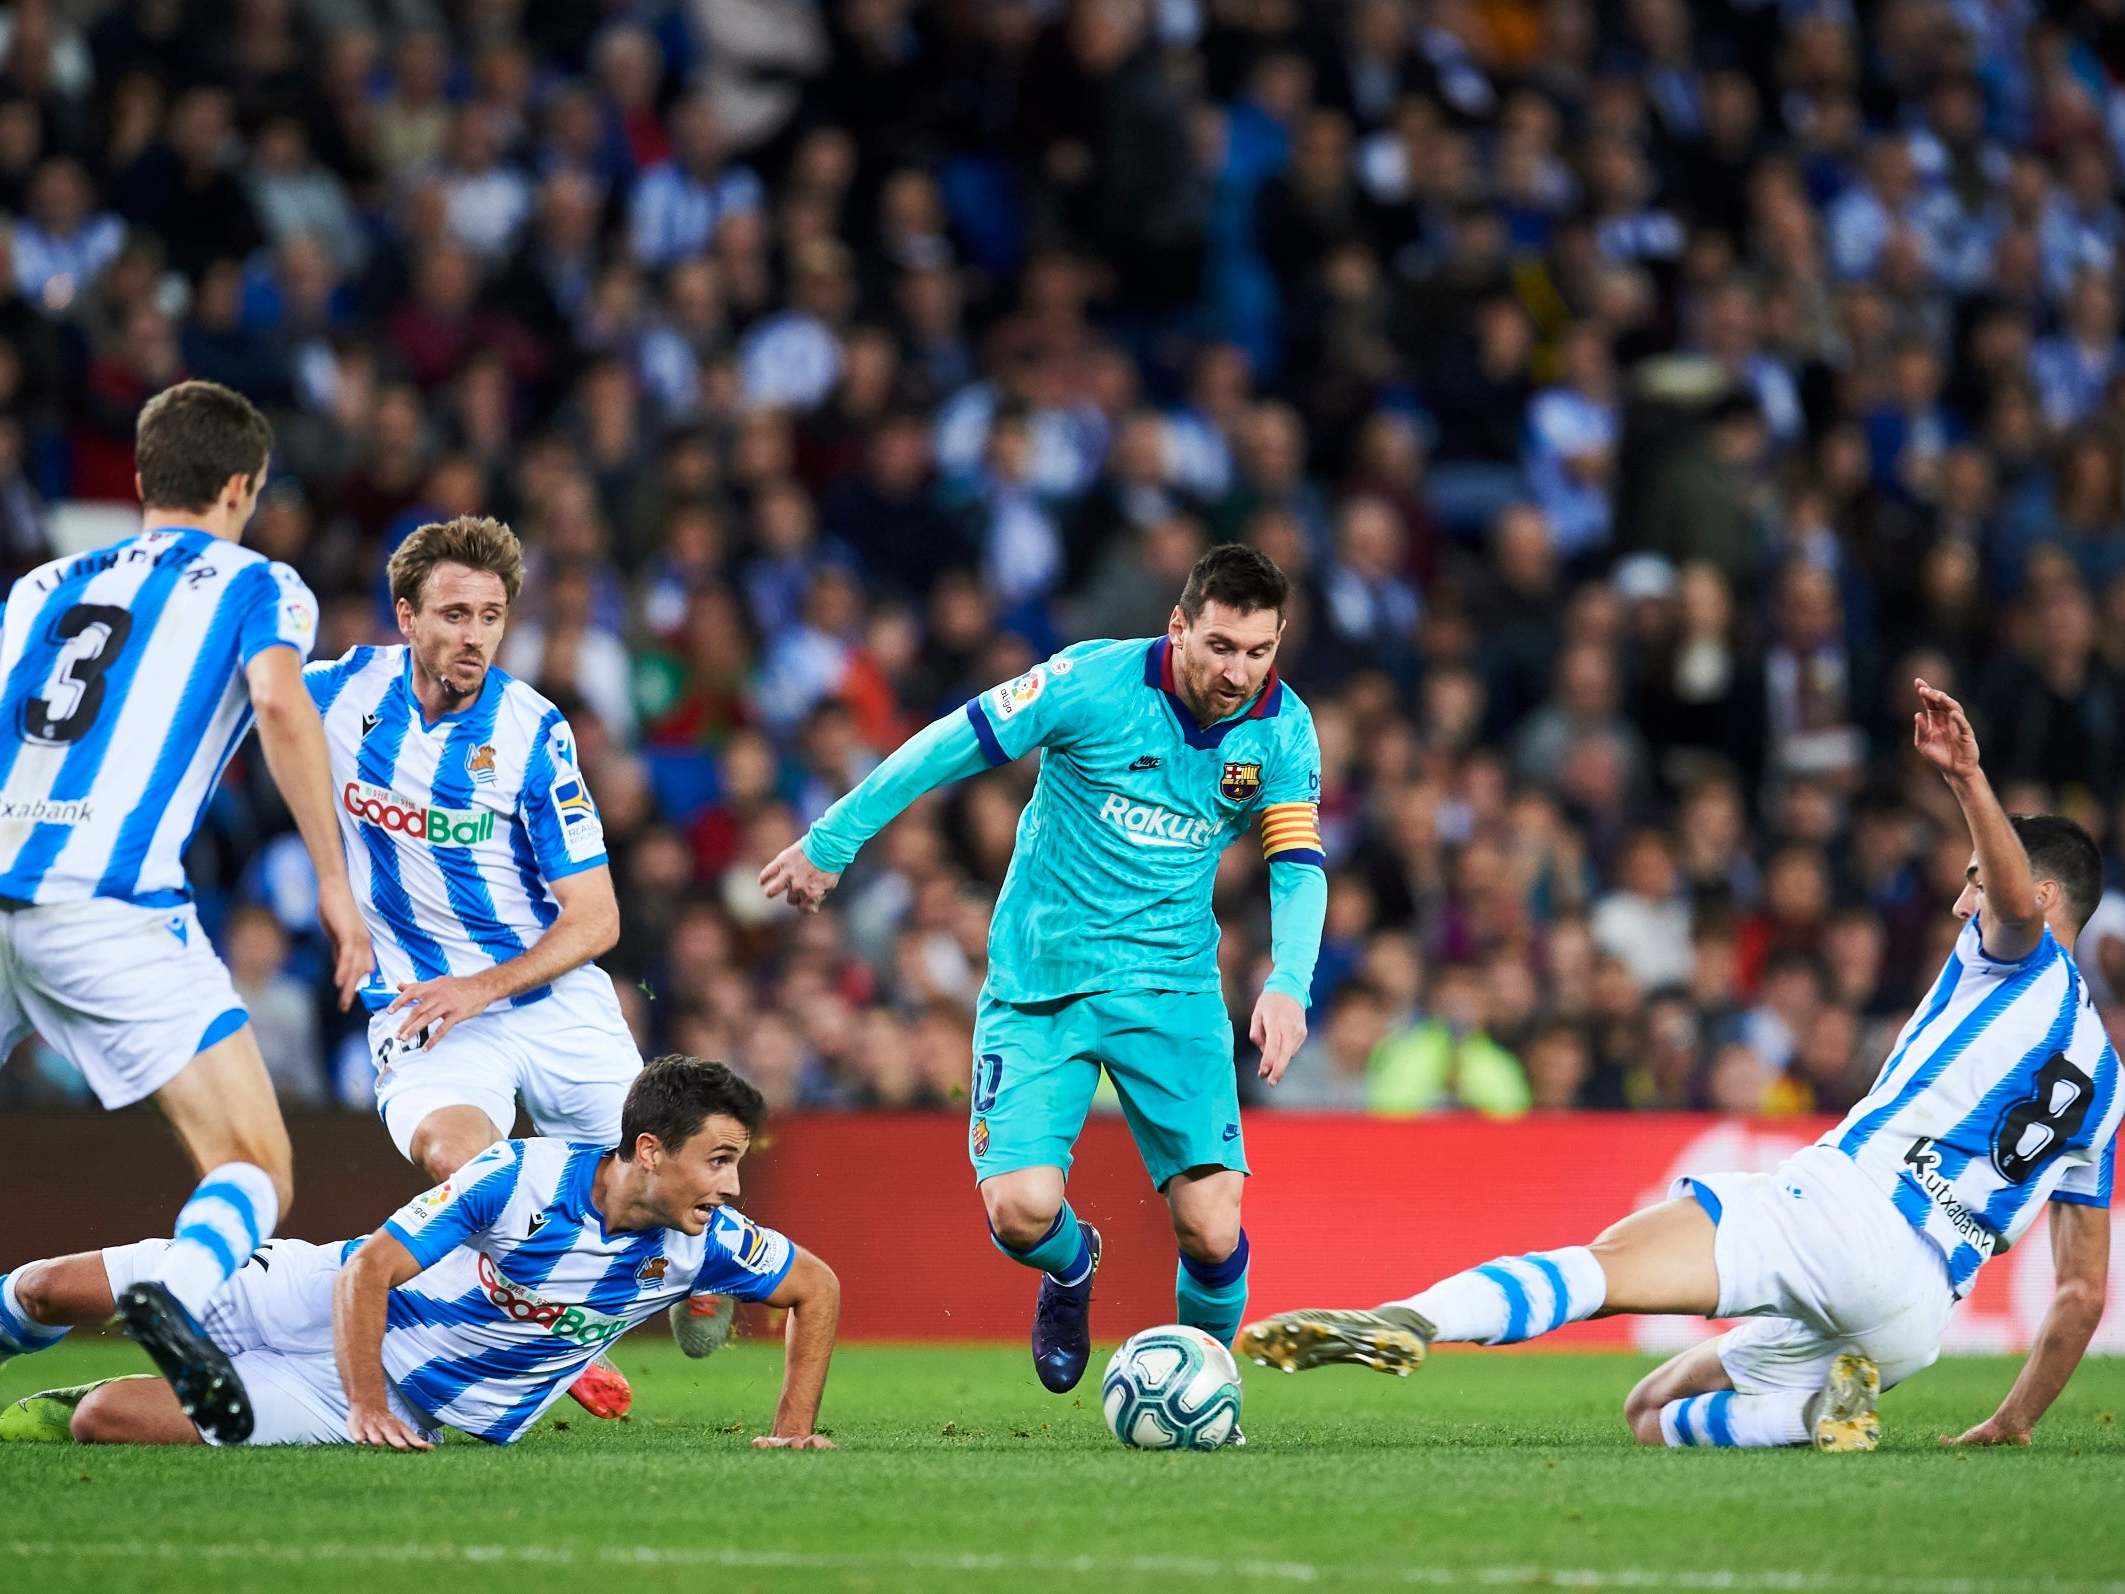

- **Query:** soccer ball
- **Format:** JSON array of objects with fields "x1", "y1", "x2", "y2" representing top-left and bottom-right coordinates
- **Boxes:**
[{"x1": 1101, "y1": 1324, "x2": 1243, "y2": 1450}]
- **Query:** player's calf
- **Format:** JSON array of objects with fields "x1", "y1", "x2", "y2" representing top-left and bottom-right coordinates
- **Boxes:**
[
  {"x1": 155, "y1": 1029, "x2": 296, "y2": 1216},
  {"x1": 1167, "y1": 1168, "x2": 1249, "y2": 1345},
  {"x1": 68, "y1": 1371, "x2": 203, "y2": 1446}
]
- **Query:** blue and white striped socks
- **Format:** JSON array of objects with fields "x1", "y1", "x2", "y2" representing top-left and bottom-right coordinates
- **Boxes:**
[
  {"x1": 1660, "y1": 1390, "x2": 1810, "y2": 1448},
  {"x1": 1391, "y1": 1246, "x2": 1608, "y2": 1345},
  {"x1": 0, "y1": 1269, "x2": 67, "y2": 1358},
  {"x1": 151, "y1": 1162, "x2": 279, "y2": 1319}
]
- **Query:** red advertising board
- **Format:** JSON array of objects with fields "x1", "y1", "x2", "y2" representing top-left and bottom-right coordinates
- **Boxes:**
[
  {"x1": 0, "y1": 1110, "x2": 2109, "y2": 1353},
  {"x1": 737, "y1": 1112, "x2": 2125, "y2": 1354}
]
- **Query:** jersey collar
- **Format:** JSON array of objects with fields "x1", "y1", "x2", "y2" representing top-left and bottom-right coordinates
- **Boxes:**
[{"x1": 1143, "y1": 636, "x2": 1283, "y2": 750}]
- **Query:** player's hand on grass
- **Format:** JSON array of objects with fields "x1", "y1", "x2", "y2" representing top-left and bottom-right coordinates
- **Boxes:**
[
  {"x1": 1940, "y1": 1416, "x2": 2032, "y2": 1447},
  {"x1": 1912, "y1": 678, "x2": 1980, "y2": 781},
  {"x1": 387, "y1": 971, "x2": 500, "y2": 1044},
  {"x1": 319, "y1": 876, "x2": 376, "y2": 1012},
  {"x1": 348, "y1": 1403, "x2": 432, "y2": 1452},
  {"x1": 752, "y1": 1433, "x2": 837, "y2": 1450},
  {"x1": 760, "y1": 840, "x2": 839, "y2": 913},
  {"x1": 1251, "y1": 990, "x2": 1306, "y2": 1085}
]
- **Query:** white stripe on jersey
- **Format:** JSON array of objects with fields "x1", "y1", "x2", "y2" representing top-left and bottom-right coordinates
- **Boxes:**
[
  {"x1": 1824, "y1": 915, "x2": 2124, "y2": 1296},
  {"x1": 0, "y1": 530, "x2": 316, "y2": 906},
  {"x1": 377, "y1": 1138, "x2": 794, "y2": 1443},
  {"x1": 305, "y1": 646, "x2": 608, "y2": 1011}
]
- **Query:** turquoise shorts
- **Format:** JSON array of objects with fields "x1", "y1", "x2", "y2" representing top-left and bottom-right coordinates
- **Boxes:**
[{"x1": 968, "y1": 987, "x2": 1247, "y2": 1191}]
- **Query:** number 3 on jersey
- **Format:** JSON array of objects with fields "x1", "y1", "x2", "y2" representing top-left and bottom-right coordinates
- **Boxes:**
[{"x1": 22, "y1": 603, "x2": 134, "y2": 746}]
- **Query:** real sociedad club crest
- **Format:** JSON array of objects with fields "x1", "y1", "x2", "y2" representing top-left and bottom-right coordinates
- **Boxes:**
[{"x1": 1219, "y1": 761, "x2": 1262, "y2": 802}]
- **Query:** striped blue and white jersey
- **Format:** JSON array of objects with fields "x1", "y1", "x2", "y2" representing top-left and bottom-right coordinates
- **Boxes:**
[
  {"x1": 376, "y1": 1137, "x2": 795, "y2": 1444},
  {"x1": 304, "y1": 646, "x2": 607, "y2": 1012},
  {"x1": 0, "y1": 529, "x2": 317, "y2": 906},
  {"x1": 1823, "y1": 914, "x2": 2124, "y2": 1296}
]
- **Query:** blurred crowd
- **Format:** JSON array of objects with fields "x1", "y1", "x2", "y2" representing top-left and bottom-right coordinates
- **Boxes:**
[{"x1": 3, "y1": 0, "x2": 2125, "y2": 1120}]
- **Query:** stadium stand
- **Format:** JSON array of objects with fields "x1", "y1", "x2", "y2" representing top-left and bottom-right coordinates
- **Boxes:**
[{"x1": 1, "y1": 0, "x2": 2123, "y2": 1123}]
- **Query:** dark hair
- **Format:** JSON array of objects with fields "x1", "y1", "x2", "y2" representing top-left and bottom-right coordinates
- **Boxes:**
[
  {"x1": 135, "y1": 381, "x2": 273, "y2": 511},
  {"x1": 617, "y1": 1057, "x2": 766, "y2": 1158},
  {"x1": 1177, "y1": 543, "x2": 1289, "y2": 622},
  {"x1": 2011, "y1": 814, "x2": 2103, "y2": 931}
]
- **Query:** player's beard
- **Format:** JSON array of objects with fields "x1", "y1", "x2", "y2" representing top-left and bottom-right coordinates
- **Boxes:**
[
  {"x1": 428, "y1": 644, "x2": 489, "y2": 704},
  {"x1": 1175, "y1": 650, "x2": 1259, "y2": 726}
]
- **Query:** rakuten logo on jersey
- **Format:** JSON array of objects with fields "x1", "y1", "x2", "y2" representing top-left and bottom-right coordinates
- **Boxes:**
[
  {"x1": 476, "y1": 1251, "x2": 628, "y2": 1346},
  {"x1": 1097, "y1": 793, "x2": 1218, "y2": 849},
  {"x1": 342, "y1": 780, "x2": 496, "y2": 846}
]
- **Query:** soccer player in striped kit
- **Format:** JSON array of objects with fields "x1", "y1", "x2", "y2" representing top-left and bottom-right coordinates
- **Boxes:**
[
  {"x1": 1240, "y1": 680, "x2": 2121, "y2": 1453},
  {"x1": 0, "y1": 1058, "x2": 839, "y2": 1451},
  {"x1": 301, "y1": 515, "x2": 727, "y2": 1419},
  {"x1": 0, "y1": 381, "x2": 372, "y2": 1444}
]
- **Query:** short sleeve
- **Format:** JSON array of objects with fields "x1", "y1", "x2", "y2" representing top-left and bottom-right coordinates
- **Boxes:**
[
  {"x1": 236, "y1": 560, "x2": 319, "y2": 666},
  {"x1": 303, "y1": 644, "x2": 373, "y2": 713},
  {"x1": 519, "y1": 710, "x2": 608, "y2": 880},
  {"x1": 963, "y1": 651, "x2": 1092, "y2": 765},
  {"x1": 381, "y1": 1140, "x2": 524, "y2": 1269},
  {"x1": 2052, "y1": 1128, "x2": 2116, "y2": 1209},
  {"x1": 1260, "y1": 705, "x2": 1324, "y2": 868},
  {"x1": 692, "y1": 1206, "x2": 796, "y2": 1301}
]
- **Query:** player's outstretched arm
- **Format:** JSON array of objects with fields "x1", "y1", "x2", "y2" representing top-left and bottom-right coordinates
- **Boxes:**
[
  {"x1": 248, "y1": 646, "x2": 374, "y2": 1010},
  {"x1": 1944, "y1": 1201, "x2": 2110, "y2": 1447},
  {"x1": 388, "y1": 865, "x2": 620, "y2": 1044},
  {"x1": 331, "y1": 1229, "x2": 433, "y2": 1452},
  {"x1": 763, "y1": 706, "x2": 996, "y2": 912},
  {"x1": 1912, "y1": 677, "x2": 2043, "y2": 962},
  {"x1": 751, "y1": 1247, "x2": 841, "y2": 1450}
]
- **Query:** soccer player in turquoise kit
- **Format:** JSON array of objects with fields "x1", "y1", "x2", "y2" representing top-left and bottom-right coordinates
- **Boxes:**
[{"x1": 761, "y1": 547, "x2": 1325, "y2": 1392}]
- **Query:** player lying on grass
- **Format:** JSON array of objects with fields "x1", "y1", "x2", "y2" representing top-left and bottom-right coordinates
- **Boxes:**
[
  {"x1": 760, "y1": 546, "x2": 1325, "y2": 1395},
  {"x1": 0, "y1": 1058, "x2": 839, "y2": 1450},
  {"x1": 1240, "y1": 681, "x2": 2118, "y2": 1454}
]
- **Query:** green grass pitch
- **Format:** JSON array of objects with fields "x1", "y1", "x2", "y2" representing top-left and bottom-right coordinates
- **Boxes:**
[{"x1": 2, "y1": 1337, "x2": 2118, "y2": 1593}]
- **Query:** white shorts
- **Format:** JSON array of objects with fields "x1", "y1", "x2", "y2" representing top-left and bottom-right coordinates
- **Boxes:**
[
  {"x1": 368, "y1": 967, "x2": 640, "y2": 1161},
  {"x1": 1674, "y1": 1144, "x2": 1956, "y2": 1395},
  {"x1": 100, "y1": 1237, "x2": 439, "y2": 1447},
  {"x1": 0, "y1": 898, "x2": 245, "y2": 1108}
]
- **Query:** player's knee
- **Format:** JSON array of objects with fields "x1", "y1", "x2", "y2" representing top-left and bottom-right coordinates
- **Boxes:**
[
  {"x1": 410, "y1": 1123, "x2": 487, "y2": 1184},
  {"x1": 11, "y1": 1259, "x2": 57, "y2": 1323},
  {"x1": 1171, "y1": 1207, "x2": 1241, "y2": 1263},
  {"x1": 1622, "y1": 1380, "x2": 1667, "y2": 1446},
  {"x1": 981, "y1": 1186, "x2": 1061, "y2": 1251}
]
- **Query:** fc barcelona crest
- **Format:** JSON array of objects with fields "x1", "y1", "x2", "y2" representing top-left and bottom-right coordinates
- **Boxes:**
[{"x1": 1219, "y1": 761, "x2": 1263, "y2": 802}]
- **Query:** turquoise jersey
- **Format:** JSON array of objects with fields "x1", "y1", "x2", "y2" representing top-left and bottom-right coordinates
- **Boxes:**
[{"x1": 804, "y1": 636, "x2": 1326, "y2": 1006}]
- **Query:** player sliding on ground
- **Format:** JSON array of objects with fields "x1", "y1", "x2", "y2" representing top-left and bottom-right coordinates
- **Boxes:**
[
  {"x1": 0, "y1": 1058, "x2": 839, "y2": 1451},
  {"x1": 1240, "y1": 680, "x2": 2119, "y2": 1453},
  {"x1": 761, "y1": 546, "x2": 1325, "y2": 1395},
  {"x1": 304, "y1": 515, "x2": 736, "y2": 1419},
  {"x1": 0, "y1": 381, "x2": 371, "y2": 1444}
]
